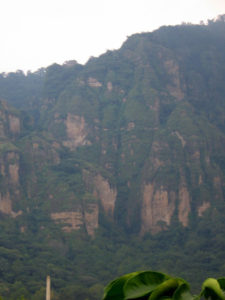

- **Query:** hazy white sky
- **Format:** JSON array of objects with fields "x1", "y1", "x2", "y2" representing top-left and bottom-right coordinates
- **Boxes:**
[{"x1": 0, "y1": 0, "x2": 225, "y2": 73}]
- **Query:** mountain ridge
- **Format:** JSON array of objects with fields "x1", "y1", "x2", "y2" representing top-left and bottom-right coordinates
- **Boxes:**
[
  {"x1": 0, "y1": 16, "x2": 225, "y2": 299},
  {"x1": 1, "y1": 18, "x2": 225, "y2": 234}
]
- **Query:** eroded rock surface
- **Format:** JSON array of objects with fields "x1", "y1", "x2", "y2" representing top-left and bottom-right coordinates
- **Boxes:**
[
  {"x1": 174, "y1": 131, "x2": 186, "y2": 147},
  {"x1": 51, "y1": 204, "x2": 99, "y2": 236},
  {"x1": 164, "y1": 59, "x2": 185, "y2": 101},
  {"x1": 9, "y1": 115, "x2": 20, "y2": 135},
  {"x1": 141, "y1": 183, "x2": 176, "y2": 234},
  {"x1": 93, "y1": 175, "x2": 117, "y2": 217},
  {"x1": 84, "y1": 204, "x2": 99, "y2": 237},
  {"x1": 88, "y1": 77, "x2": 102, "y2": 87},
  {"x1": 198, "y1": 202, "x2": 210, "y2": 217},
  {"x1": 178, "y1": 185, "x2": 191, "y2": 227},
  {"x1": 51, "y1": 211, "x2": 84, "y2": 232},
  {"x1": 63, "y1": 114, "x2": 91, "y2": 150},
  {"x1": 0, "y1": 192, "x2": 22, "y2": 217}
]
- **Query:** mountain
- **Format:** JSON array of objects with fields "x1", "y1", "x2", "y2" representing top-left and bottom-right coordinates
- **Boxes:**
[{"x1": 0, "y1": 15, "x2": 225, "y2": 300}]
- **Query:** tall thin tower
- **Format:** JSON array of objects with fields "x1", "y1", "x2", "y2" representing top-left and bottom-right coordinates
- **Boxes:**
[{"x1": 46, "y1": 275, "x2": 51, "y2": 300}]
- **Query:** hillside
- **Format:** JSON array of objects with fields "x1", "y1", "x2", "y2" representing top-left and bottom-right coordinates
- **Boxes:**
[{"x1": 0, "y1": 15, "x2": 225, "y2": 299}]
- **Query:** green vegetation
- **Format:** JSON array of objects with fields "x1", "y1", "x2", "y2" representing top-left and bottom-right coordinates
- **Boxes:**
[
  {"x1": 0, "y1": 211, "x2": 224, "y2": 299},
  {"x1": 103, "y1": 271, "x2": 191, "y2": 300},
  {"x1": 0, "y1": 15, "x2": 224, "y2": 300},
  {"x1": 103, "y1": 271, "x2": 225, "y2": 300}
]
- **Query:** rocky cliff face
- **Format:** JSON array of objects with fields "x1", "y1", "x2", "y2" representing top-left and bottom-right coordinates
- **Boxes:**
[
  {"x1": 0, "y1": 20, "x2": 225, "y2": 237},
  {"x1": 0, "y1": 101, "x2": 23, "y2": 216}
]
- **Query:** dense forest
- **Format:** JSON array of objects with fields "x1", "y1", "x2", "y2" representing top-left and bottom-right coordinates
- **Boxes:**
[{"x1": 0, "y1": 15, "x2": 225, "y2": 299}]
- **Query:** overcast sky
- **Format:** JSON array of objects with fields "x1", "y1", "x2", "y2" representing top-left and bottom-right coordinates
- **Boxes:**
[{"x1": 0, "y1": 0, "x2": 225, "y2": 73}]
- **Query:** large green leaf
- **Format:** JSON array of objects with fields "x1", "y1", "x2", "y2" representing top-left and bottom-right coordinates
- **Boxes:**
[
  {"x1": 124, "y1": 271, "x2": 171, "y2": 299},
  {"x1": 102, "y1": 272, "x2": 139, "y2": 300},
  {"x1": 218, "y1": 278, "x2": 225, "y2": 292},
  {"x1": 201, "y1": 278, "x2": 225, "y2": 300},
  {"x1": 149, "y1": 278, "x2": 181, "y2": 300},
  {"x1": 172, "y1": 282, "x2": 193, "y2": 300}
]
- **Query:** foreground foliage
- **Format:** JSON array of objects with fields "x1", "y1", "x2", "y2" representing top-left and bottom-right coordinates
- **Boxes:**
[{"x1": 103, "y1": 271, "x2": 225, "y2": 300}]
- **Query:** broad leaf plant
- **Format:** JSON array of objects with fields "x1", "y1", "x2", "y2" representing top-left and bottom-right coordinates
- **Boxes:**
[{"x1": 102, "y1": 271, "x2": 225, "y2": 300}]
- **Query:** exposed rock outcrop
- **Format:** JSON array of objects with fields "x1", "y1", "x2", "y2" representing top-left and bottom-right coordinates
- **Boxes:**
[
  {"x1": 88, "y1": 77, "x2": 102, "y2": 87},
  {"x1": 82, "y1": 171, "x2": 117, "y2": 218},
  {"x1": 0, "y1": 192, "x2": 22, "y2": 217},
  {"x1": 198, "y1": 202, "x2": 210, "y2": 217},
  {"x1": 8, "y1": 114, "x2": 20, "y2": 135},
  {"x1": 174, "y1": 131, "x2": 186, "y2": 147},
  {"x1": 9, "y1": 163, "x2": 19, "y2": 185},
  {"x1": 63, "y1": 114, "x2": 91, "y2": 150},
  {"x1": 51, "y1": 211, "x2": 84, "y2": 232},
  {"x1": 178, "y1": 184, "x2": 191, "y2": 227},
  {"x1": 84, "y1": 204, "x2": 99, "y2": 236},
  {"x1": 141, "y1": 174, "x2": 192, "y2": 234},
  {"x1": 7, "y1": 152, "x2": 20, "y2": 185},
  {"x1": 51, "y1": 203, "x2": 99, "y2": 236},
  {"x1": 141, "y1": 183, "x2": 176, "y2": 234},
  {"x1": 107, "y1": 82, "x2": 113, "y2": 91},
  {"x1": 164, "y1": 59, "x2": 185, "y2": 101},
  {"x1": 93, "y1": 175, "x2": 117, "y2": 217}
]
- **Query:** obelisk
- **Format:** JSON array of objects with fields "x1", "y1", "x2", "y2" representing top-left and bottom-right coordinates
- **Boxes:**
[{"x1": 46, "y1": 275, "x2": 51, "y2": 300}]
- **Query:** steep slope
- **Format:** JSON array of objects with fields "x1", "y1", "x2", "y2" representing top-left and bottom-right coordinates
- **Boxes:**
[
  {"x1": 29, "y1": 16, "x2": 225, "y2": 234},
  {"x1": 0, "y1": 16, "x2": 225, "y2": 299}
]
